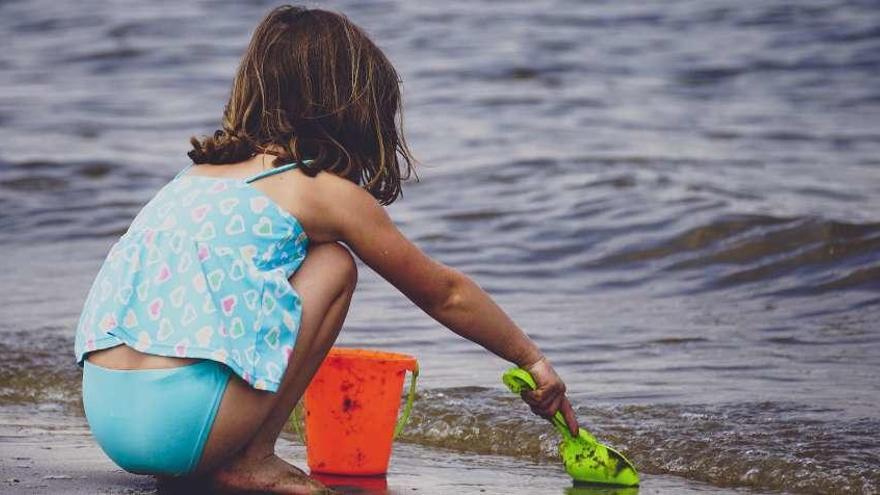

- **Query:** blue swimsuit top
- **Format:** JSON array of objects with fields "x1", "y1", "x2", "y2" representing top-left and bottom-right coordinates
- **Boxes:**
[{"x1": 74, "y1": 161, "x2": 312, "y2": 392}]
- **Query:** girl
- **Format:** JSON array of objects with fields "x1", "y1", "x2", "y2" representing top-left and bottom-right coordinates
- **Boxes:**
[{"x1": 74, "y1": 5, "x2": 579, "y2": 494}]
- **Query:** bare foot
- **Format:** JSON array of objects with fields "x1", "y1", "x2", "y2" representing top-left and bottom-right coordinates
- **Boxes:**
[{"x1": 209, "y1": 453, "x2": 335, "y2": 494}]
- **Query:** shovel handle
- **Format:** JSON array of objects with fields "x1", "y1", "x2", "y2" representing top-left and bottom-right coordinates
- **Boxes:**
[
  {"x1": 502, "y1": 366, "x2": 538, "y2": 393},
  {"x1": 502, "y1": 367, "x2": 582, "y2": 440}
]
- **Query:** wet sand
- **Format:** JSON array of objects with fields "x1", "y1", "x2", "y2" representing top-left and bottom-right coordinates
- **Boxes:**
[{"x1": 0, "y1": 408, "x2": 760, "y2": 495}]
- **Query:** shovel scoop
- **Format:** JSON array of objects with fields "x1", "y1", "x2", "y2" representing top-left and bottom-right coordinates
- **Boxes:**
[{"x1": 502, "y1": 367, "x2": 639, "y2": 487}]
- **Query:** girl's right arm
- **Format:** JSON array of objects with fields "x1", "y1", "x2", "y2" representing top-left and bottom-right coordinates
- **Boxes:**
[{"x1": 313, "y1": 175, "x2": 580, "y2": 435}]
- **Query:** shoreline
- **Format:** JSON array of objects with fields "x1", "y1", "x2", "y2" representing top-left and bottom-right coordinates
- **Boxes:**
[{"x1": 0, "y1": 406, "x2": 761, "y2": 495}]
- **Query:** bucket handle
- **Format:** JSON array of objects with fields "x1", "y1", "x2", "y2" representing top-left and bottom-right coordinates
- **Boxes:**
[
  {"x1": 394, "y1": 363, "x2": 419, "y2": 439},
  {"x1": 290, "y1": 400, "x2": 306, "y2": 444},
  {"x1": 289, "y1": 362, "x2": 419, "y2": 444}
]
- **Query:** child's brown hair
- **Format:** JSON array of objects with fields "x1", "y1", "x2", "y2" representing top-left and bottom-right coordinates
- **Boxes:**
[{"x1": 188, "y1": 5, "x2": 416, "y2": 205}]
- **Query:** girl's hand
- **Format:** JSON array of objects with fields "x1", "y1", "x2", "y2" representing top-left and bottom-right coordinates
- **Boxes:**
[{"x1": 520, "y1": 356, "x2": 580, "y2": 436}]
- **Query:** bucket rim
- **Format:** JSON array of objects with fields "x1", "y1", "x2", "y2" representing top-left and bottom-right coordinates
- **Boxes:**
[{"x1": 326, "y1": 347, "x2": 417, "y2": 365}]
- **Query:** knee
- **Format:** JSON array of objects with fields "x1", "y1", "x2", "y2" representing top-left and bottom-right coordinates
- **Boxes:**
[
  {"x1": 306, "y1": 242, "x2": 358, "y2": 290},
  {"x1": 326, "y1": 242, "x2": 358, "y2": 290}
]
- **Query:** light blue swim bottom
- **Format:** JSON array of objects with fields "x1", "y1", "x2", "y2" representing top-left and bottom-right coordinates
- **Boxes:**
[{"x1": 82, "y1": 358, "x2": 232, "y2": 476}]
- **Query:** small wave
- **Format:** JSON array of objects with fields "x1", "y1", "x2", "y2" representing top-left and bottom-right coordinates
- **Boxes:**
[
  {"x1": 0, "y1": 158, "x2": 163, "y2": 244},
  {"x1": 588, "y1": 214, "x2": 880, "y2": 295},
  {"x1": 591, "y1": 214, "x2": 792, "y2": 267},
  {"x1": 397, "y1": 389, "x2": 879, "y2": 494}
]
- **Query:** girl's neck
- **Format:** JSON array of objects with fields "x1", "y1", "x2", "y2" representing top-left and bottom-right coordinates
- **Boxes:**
[{"x1": 256, "y1": 143, "x2": 286, "y2": 155}]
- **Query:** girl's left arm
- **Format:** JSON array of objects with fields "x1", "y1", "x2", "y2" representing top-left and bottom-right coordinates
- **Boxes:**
[
  {"x1": 320, "y1": 179, "x2": 579, "y2": 435},
  {"x1": 326, "y1": 181, "x2": 540, "y2": 367}
]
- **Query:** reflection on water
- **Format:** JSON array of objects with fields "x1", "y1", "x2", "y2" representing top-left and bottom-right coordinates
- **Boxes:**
[
  {"x1": 0, "y1": 0, "x2": 878, "y2": 494},
  {"x1": 312, "y1": 473, "x2": 389, "y2": 493},
  {"x1": 566, "y1": 485, "x2": 640, "y2": 495}
]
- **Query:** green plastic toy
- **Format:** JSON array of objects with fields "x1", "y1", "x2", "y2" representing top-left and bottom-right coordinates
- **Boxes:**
[{"x1": 502, "y1": 367, "x2": 640, "y2": 487}]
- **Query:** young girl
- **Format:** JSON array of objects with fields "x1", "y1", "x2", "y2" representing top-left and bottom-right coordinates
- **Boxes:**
[{"x1": 74, "y1": 5, "x2": 579, "y2": 494}]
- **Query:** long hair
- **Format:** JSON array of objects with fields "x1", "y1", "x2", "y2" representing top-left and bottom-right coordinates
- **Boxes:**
[{"x1": 188, "y1": 5, "x2": 416, "y2": 205}]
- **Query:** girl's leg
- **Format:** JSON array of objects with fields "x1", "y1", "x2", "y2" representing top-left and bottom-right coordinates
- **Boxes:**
[{"x1": 195, "y1": 242, "x2": 357, "y2": 493}]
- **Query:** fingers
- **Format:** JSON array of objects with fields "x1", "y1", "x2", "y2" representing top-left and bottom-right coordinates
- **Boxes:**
[
  {"x1": 521, "y1": 391, "x2": 555, "y2": 417},
  {"x1": 559, "y1": 396, "x2": 579, "y2": 436},
  {"x1": 521, "y1": 383, "x2": 562, "y2": 412},
  {"x1": 521, "y1": 386, "x2": 580, "y2": 437},
  {"x1": 519, "y1": 357, "x2": 579, "y2": 433},
  {"x1": 521, "y1": 389, "x2": 550, "y2": 410},
  {"x1": 521, "y1": 385, "x2": 566, "y2": 418},
  {"x1": 521, "y1": 372, "x2": 564, "y2": 403}
]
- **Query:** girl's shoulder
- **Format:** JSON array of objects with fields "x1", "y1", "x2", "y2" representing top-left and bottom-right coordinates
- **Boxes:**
[{"x1": 289, "y1": 170, "x2": 382, "y2": 244}]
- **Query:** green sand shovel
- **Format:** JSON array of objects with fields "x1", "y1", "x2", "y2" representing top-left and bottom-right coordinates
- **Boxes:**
[{"x1": 502, "y1": 367, "x2": 639, "y2": 487}]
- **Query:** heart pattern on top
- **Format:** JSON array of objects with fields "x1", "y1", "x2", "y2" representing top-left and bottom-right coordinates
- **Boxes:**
[
  {"x1": 148, "y1": 298, "x2": 163, "y2": 320},
  {"x1": 76, "y1": 172, "x2": 310, "y2": 392},
  {"x1": 253, "y1": 216, "x2": 273, "y2": 236},
  {"x1": 207, "y1": 269, "x2": 225, "y2": 291},
  {"x1": 221, "y1": 295, "x2": 237, "y2": 316},
  {"x1": 195, "y1": 326, "x2": 213, "y2": 347},
  {"x1": 123, "y1": 309, "x2": 138, "y2": 328},
  {"x1": 219, "y1": 197, "x2": 239, "y2": 215},
  {"x1": 135, "y1": 331, "x2": 151, "y2": 351},
  {"x1": 191, "y1": 204, "x2": 211, "y2": 223},
  {"x1": 157, "y1": 318, "x2": 174, "y2": 341},
  {"x1": 169, "y1": 286, "x2": 186, "y2": 307},
  {"x1": 250, "y1": 196, "x2": 270, "y2": 213},
  {"x1": 243, "y1": 289, "x2": 259, "y2": 310},
  {"x1": 154, "y1": 263, "x2": 172, "y2": 284},
  {"x1": 225, "y1": 215, "x2": 245, "y2": 235}
]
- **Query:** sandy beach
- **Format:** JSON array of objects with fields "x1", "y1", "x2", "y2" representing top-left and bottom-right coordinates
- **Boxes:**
[{"x1": 0, "y1": 407, "x2": 756, "y2": 495}]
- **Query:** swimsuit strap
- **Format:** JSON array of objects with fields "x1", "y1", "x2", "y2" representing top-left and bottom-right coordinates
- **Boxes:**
[
  {"x1": 244, "y1": 159, "x2": 314, "y2": 184},
  {"x1": 172, "y1": 159, "x2": 314, "y2": 182}
]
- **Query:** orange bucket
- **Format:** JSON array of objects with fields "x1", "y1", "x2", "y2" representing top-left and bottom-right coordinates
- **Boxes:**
[{"x1": 298, "y1": 347, "x2": 419, "y2": 475}]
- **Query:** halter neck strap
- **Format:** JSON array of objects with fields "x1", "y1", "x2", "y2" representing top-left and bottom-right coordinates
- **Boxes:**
[
  {"x1": 172, "y1": 159, "x2": 314, "y2": 182},
  {"x1": 244, "y1": 160, "x2": 313, "y2": 183}
]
